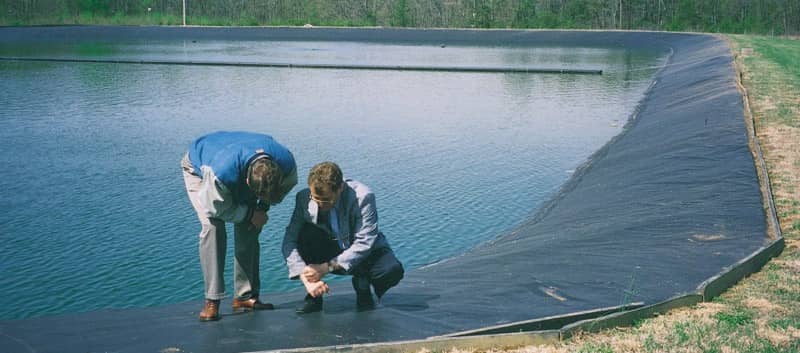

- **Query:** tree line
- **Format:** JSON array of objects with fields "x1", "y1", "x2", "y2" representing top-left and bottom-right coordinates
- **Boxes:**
[{"x1": 1, "y1": 0, "x2": 797, "y2": 35}]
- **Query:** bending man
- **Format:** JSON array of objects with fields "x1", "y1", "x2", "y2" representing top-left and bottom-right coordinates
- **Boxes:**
[
  {"x1": 182, "y1": 131, "x2": 297, "y2": 321},
  {"x1": 283, "y1": 161, "x2": 404, "y2": 314}
]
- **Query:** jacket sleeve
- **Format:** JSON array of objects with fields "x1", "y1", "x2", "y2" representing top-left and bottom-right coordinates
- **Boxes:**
[
  {"x1": 198, "y1": 166, "x2": 250, "y2": 224},
  {"x1": 282, "y1": 191, "x2": 308, "y2": 279},
  {"x1": 335, "y1": 192, "x2": 379, "y2": 272}
]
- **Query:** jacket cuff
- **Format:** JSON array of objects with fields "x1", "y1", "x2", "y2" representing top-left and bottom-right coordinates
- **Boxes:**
[
  {"x1": 334, "y1": 256, "x2": 351, "y2": 273},
  {"x1": 288, "y1": 263, "x2": 305, "y2": 279}
]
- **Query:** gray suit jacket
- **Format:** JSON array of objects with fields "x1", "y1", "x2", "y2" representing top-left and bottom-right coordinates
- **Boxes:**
[{"x1": 282, "y1": 178, "x2": 390, "y2": 279}]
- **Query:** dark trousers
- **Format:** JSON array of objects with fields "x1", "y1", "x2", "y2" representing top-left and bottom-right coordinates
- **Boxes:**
[{"x1": 298, "y1": 224, "x2": 404, "y2": 298}]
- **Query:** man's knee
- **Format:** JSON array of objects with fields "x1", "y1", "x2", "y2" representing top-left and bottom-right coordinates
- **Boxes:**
[
  {"x1": 199, "y1": 218, "x2": 224, "y2": 240},
  {"x1": 379, "y1": 260, "x2": 404, "y2": 285},
  {"x1": 371, "y1": 252, "x2": 404, "y2": 296}
]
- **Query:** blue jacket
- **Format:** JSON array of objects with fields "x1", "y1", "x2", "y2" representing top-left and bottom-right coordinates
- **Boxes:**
[{"x1": 187, "y1": 131, "x2": 297, "y2": 223}]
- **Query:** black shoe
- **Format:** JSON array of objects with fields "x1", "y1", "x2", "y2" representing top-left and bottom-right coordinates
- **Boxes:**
[
  {"x1": 352, "y1": 276, "x2": 375, "y2": 311},
  {"x1": 296, "y1": 294, "x2": 323, "y2": 314},
  {"x1": 356, "y1": 290, "x2": 375, "y2": 311}
]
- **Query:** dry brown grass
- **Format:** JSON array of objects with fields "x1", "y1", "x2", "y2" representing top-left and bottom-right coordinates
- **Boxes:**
[
  {"x1": 756, "y1": 319, "x2": 798, "y2": 348},
  {"x1": 772, "y1": 258, "x2": 800, "y2": 271},
  {"x1": 742, "y1": 297, "x2": 784, "y2": 314}
]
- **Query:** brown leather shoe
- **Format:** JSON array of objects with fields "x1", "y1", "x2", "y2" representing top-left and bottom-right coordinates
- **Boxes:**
[
  {"x1": 198, "y1": 299, "x2": 221, "y2": 322},
  {"x1": 232, "y1": 297, "x2": 274, "y2": 312}
]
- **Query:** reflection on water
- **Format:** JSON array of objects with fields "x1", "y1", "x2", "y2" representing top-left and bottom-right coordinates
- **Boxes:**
[{"x1": 0, "y1": 38, "x2": 662, "y2": 320}]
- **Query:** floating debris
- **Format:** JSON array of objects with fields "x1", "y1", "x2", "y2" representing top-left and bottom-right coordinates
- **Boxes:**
[
  {"x1": 541, "y1": 286, "x2": 567, "y2": 301},
  {"x1": 691, "y1": 234, "x2": 726, "y2": 242}
]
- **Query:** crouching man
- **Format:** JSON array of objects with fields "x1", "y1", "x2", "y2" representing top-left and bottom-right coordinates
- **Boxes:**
[{"x1": 282, "y1": 162, "x2": 404, "y2": 313}]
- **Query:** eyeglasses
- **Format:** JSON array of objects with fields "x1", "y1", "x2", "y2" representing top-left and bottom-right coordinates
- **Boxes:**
[{"x1": 310, "y1": 194, "x2": 336, "y2": 205}]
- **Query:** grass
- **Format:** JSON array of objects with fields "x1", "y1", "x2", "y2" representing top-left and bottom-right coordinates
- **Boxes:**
[
  {"x1": 412, "y1": 34, "x2": 800, "y2": 353},
  {"x1": 735, "y1": 36, "x2": 800, "y2": 130},
  {"x1": 0, "y1": 12, "x2": 182, "y2": 26},
  {"x1": 715, "y1": 309, "x2": 754, "y2": 327},
  {"x1": 0, "y1": 14, "x2": 378, "y2": 27}
]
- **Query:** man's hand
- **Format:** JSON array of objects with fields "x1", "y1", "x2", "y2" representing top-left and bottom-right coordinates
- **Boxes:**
[
  {"x1": 302, "y1": 276, "x2": 329, "y2": 298},
  {"x1": 249, "y1": 211, "x2": 268, "y2": 232},
  {"x1": 302, "y1": 263, "x2": 329, "y2": 283}
]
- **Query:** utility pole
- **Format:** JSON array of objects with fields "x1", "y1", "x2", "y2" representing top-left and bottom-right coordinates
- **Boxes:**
[{"x1": 183, "y1": 0, "x2": 186, "y2": 26}]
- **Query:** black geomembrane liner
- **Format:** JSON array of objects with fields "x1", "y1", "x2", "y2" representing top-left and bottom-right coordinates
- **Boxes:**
[{"x1": 0, "y1": 27, "x2": 767, "y2": 353}]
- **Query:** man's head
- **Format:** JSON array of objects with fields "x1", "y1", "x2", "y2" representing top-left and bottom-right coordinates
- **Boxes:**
[
  {"x1": 308, "y1": 162, "x2": 343, "y2": 212},
  {"x1": 247, "y1": 157, "x2": 284, "y2": 204}
]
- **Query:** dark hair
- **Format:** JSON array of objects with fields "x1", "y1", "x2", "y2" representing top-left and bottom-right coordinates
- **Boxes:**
[
  {"x1": 249, "y1": 158, "x2": 283, "y2": 201},
  {"x1": 308, "y1": 161, "x2": 343, "y2": 192}
]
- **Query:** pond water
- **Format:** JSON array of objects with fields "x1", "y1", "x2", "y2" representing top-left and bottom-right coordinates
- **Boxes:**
[{"x1": 0, "y1": 38, "x2": 661, "y2": 320}]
